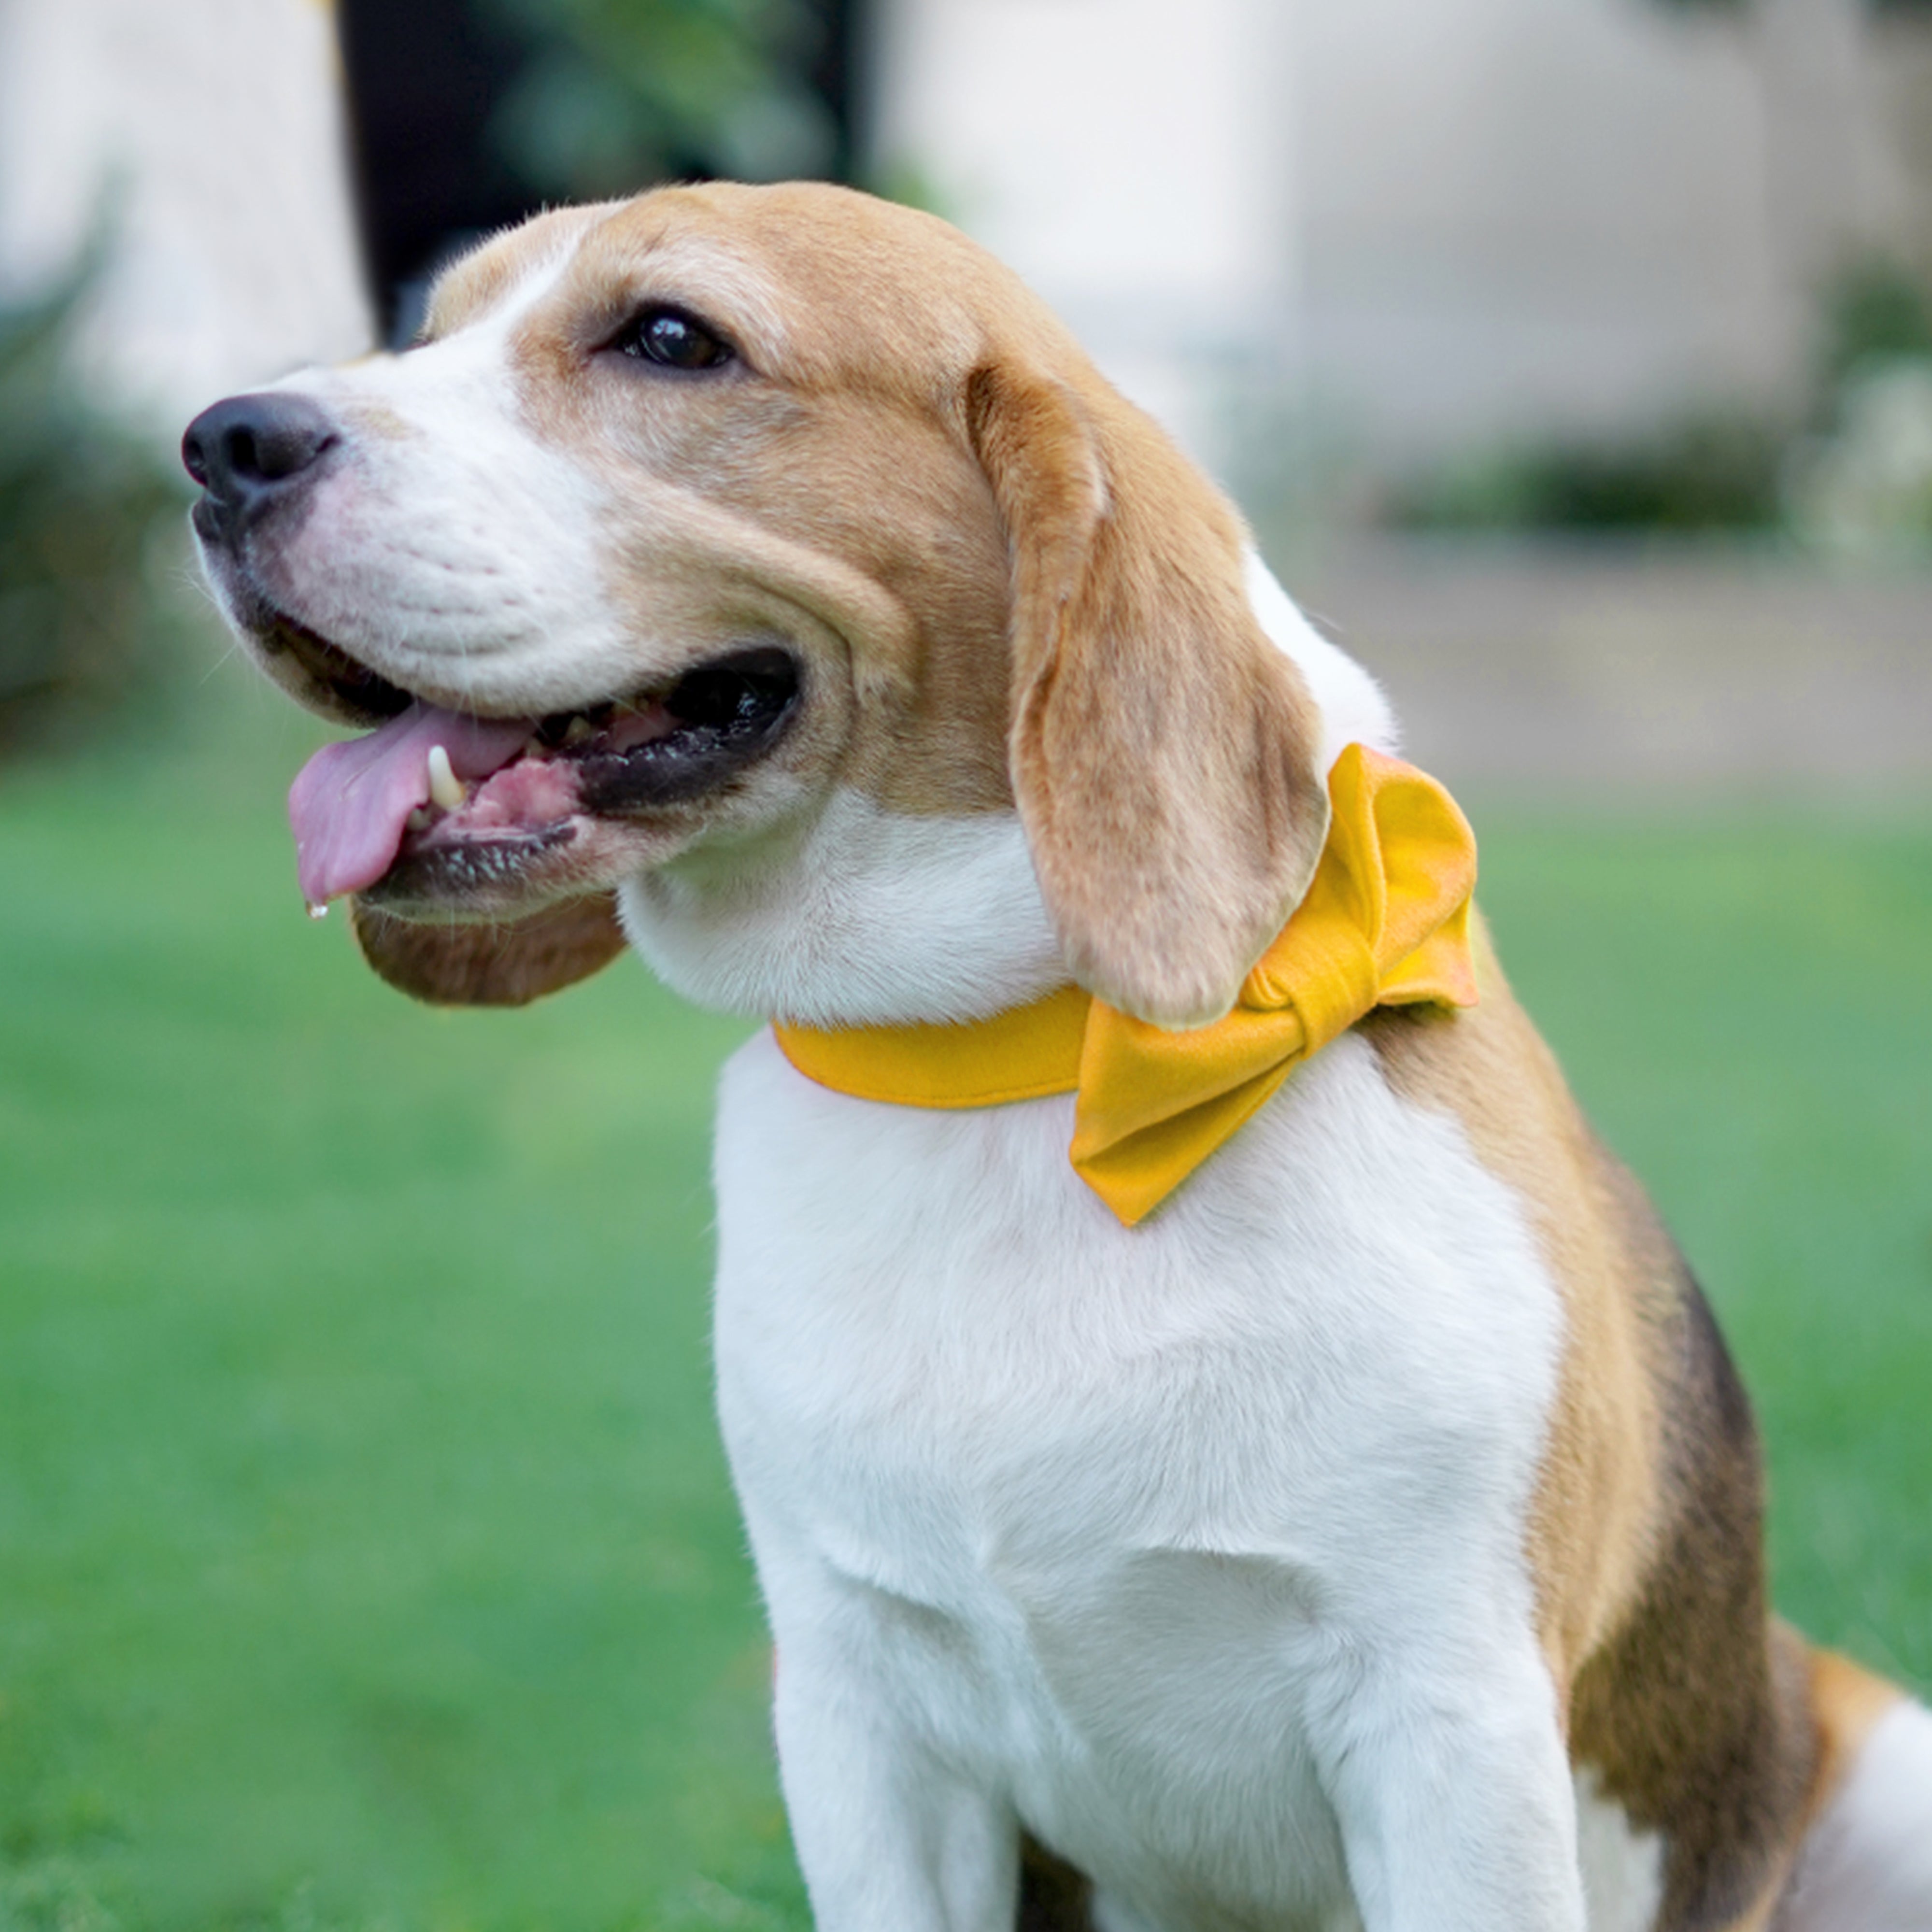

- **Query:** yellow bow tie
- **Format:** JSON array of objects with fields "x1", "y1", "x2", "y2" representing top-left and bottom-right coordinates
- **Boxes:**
[{"x1": 772, "y1": 744, "x2": 1480, "y2": 1225}]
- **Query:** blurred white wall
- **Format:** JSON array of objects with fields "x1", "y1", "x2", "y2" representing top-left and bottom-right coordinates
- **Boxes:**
[
  {"x1": 0, "y1": 0, "x2": 370, "y2": 447},
  {"x1": 868, "y1": 0, "x2": 1920, "y2": 472},
  {"x1": 870, "y1": 0, "x2": 1298, "y2": 458}
]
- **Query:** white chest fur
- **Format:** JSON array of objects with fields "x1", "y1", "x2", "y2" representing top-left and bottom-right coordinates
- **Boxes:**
[{"x1": 711, "y1": 1029, "x2": 1584, "y2": 1932}]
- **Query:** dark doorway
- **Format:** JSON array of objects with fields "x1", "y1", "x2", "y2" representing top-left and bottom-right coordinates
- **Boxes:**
[{"x1": 334, "y1": 0, "x2": 858, "y2": 344}]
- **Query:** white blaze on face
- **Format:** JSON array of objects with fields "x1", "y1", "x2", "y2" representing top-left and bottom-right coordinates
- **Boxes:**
[{"x1": 255, "y1": 235, "x2": 640, "y2": 719}]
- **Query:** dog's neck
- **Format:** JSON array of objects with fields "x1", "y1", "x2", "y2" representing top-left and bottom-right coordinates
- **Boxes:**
[
  {"x1": 619, "y1": 797, "x2": 1067, "y2": 1027},
  {"x1": 618, "y1": 559, "x2": 1396, "y2": 1029}
]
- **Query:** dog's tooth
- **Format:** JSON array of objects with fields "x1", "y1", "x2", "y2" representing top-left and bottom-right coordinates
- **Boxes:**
[
  {"x1": 426, "y1": 742, "x2": 465, "y2": 810},
  {"x1": 306, "y1": 900, "x2": 330, "y2": 921},
  {"x1": 406, "y1": 807, "x2": 432, "y2": 832},
  {"x1": 562, "y1": 714, "x2": 595, "y2": 747}
]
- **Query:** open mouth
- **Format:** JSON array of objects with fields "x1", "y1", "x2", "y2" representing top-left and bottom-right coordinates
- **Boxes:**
[{"x1": 278, "y1": 616, "x2": 801, "y2": 913}]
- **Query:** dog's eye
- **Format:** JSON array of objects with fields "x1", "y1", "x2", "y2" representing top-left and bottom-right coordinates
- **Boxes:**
[{"x1": 615, "y1": 307, "x2": 734, "y2": 371}]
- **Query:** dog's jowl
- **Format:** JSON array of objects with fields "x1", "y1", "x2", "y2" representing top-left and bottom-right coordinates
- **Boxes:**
[{"x1": 184, "y1": 182, "x2": 1932, "y2": 1932}]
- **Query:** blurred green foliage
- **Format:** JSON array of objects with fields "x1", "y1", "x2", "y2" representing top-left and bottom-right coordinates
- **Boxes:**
[
  {"x1": 1819, "y1": 256, "x2": 1932, "y2": 392},
  {"x1": 1390, "y1": 254, "x2": 1932, "y2": 539},
  {"x1": 1784, "y1": 257, "x2": 1932, "y2": 556},
  {"x1": 0, "y1": 270, "x2": 191, "y2": 753},
  {"x1": 1388, "y1": 412, "x2": 1788, "y2": 535},
  {"x1": 483, "y1": 0, "x2": 837, "y2": 200}
]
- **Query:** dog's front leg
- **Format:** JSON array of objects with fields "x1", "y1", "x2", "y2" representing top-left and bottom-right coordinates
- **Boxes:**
[
  {"x1": 1313, "y1": 1648, "x2": 1587, "y2": 1932},
  {"x1": 772, "y1": 1631, "x2": 1019, "y2": 1932}
]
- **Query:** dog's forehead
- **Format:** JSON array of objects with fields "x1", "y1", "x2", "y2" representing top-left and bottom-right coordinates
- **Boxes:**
[
  {"x1": 424, "y1": 183, "x2": 1043, "y2": 386},
  {"x1": 422, "y1": 204, "x2": 614, "y2": 340}
]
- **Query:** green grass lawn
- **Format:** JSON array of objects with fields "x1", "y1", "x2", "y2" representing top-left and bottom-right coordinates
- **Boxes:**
[{"x1": 2, "y1": 719, "x2": 1928, "y2": 1932}]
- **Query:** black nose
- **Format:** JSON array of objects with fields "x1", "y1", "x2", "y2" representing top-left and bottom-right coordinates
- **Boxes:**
[{"x1": 182, "y1": 392, "x2": 339, "y2": 541}]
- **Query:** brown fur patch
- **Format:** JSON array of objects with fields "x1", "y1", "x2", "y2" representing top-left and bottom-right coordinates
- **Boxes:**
[
  {"x1": 1363, "y1": 924, "x2": 1661, "y2": 1687},
  {"x1": 1566, "y1": 1351, "x2": 1817, "y2": 1930},
  {"x1": 1365, "y1": 922, "x2": 1821, "y2": 1931}
]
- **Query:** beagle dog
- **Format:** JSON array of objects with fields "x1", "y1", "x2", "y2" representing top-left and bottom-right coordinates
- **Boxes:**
[{"x1": 183, "y1": 182, "x2": 1932, "y2": 1932}]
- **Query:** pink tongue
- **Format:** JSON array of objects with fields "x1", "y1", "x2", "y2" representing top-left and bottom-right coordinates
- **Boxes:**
[{"x1": 289, "y1": 703, "x2": 535, "y2": 906}]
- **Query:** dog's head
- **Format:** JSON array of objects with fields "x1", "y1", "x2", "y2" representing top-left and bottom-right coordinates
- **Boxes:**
[{"x1": 185, "y1": 182, "x2": 1338, "y2": 1028}]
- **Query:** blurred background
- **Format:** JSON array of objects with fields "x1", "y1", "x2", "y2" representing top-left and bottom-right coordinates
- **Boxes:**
[{"x1": 0, "y1": 0, "x2": 1927, "y2": 1927}]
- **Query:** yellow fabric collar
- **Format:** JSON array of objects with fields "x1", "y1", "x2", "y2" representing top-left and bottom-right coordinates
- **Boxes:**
[{"x1": 772, "y1": 744, "x2": 1479, "y2": 1226}]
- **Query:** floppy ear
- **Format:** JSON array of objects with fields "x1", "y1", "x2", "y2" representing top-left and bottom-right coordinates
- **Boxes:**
[
  {"x1": 966, "y1": 362, "x2": 1331, "y2": 1028},
  {"x1": 347, "y1": 893, "x2": 628, "y2": 1008}
]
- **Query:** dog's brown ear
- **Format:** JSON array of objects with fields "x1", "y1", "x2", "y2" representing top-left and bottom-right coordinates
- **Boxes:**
[
  {"x1": 347, "y1": 892, "x2": 628, "y2": 1007},
  {"x1": 967, "y1": 362, "x2": 1330, "y2": 1028}
]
